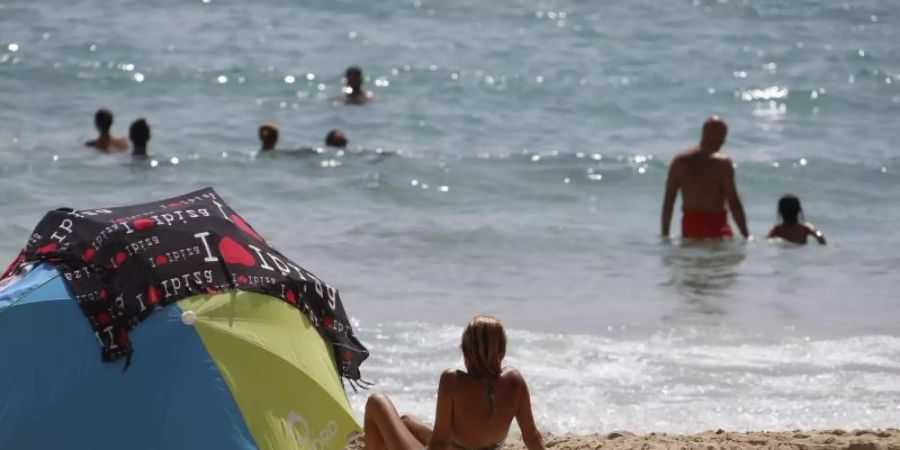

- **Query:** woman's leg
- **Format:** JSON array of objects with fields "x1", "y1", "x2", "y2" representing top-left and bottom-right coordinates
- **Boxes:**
[
  {"x1": 401, "y1": 415, "x2": 433, "y2": 445},
  {"x1": 364, "y1": 394, "x2": 425, "y2": 450}
]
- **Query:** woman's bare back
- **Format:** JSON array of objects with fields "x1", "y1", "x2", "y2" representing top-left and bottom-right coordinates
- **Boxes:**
[{"x1": 446, "y1": 369, "x2": 524, "y2": 448}]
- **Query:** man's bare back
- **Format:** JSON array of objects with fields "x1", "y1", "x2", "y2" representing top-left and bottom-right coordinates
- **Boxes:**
[
  {"x1": 670, "y1": 148, "x2": 732, "y2": 212},
  {"x1": 661, "y1": 117, "x2": 749, "y2": 239}
]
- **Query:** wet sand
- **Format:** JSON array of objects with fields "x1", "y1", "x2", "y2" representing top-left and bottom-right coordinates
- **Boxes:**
[{"x1": 347, "y1": 429, "x2": 900, "y2": 450}]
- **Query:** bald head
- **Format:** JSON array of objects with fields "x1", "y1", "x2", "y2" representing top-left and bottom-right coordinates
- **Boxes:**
[{"x1": 700, "y1": 116, "x2": 728, "y2": 152}]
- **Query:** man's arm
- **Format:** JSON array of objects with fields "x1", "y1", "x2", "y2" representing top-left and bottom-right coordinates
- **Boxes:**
[
  {"x1": 661, "y1": 160, "x2": 680, "y2": 237},
  {"x1": 723, "y1": 161, "x2": 749, "y2": 238}
]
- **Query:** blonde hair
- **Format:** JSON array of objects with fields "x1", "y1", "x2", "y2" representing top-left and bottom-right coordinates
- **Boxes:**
[{"x1": 461, "y1": 315, "x2": 506, "y2": 378}]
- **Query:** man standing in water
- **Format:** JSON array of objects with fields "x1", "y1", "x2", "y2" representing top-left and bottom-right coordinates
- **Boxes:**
[
  {"x1": 661, "y1": 117, "x2": 749, "y2": 239},
  {"x1": 85, "y1": 108, "x2": 129, "y2": 152}
]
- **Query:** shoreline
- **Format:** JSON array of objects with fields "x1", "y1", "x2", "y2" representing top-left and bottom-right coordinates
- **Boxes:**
[{"x1": 347, "y1": 429, "x2": 900, "y2": 449}]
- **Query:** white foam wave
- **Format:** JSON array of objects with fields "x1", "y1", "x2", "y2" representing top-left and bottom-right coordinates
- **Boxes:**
[{"x1": 347, "y1": 322, "x2": 900, "y2": 434}]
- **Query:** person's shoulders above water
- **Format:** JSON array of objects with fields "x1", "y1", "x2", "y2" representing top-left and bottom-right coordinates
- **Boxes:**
[
  {"x1": 109, "y1": 136, "x2": 129, "y2": 151},
  {"x1": 341, "y1": 91, "x2": 374, "y2": 105},
  {"x1": 85, "y1": 137, "x2": 129, "y2": 152},
  {"x1": 766, "y1": 224, "x2": 785, "y2": 239}
]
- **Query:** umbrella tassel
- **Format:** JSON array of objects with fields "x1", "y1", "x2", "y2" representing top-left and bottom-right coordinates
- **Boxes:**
[
  {"x1": 345, "y1": 378, "x2": 375, "y2": 392},
  {"x1": 122, "y1": 351, "x2": 133, "y2": 372}
]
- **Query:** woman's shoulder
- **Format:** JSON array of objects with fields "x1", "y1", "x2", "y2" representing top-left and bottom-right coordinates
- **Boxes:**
[{"x1": 499, "y1": 367, "x2": 526, "y2": 386}]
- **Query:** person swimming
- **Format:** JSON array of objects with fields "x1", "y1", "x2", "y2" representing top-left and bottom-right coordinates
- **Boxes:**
[
  {"x1": 129, "y1": 118, "x2": 151, "y2": 157},
  {"x1": 661, "y1": 117, "x2": 750, "y2": 240},
  {"x1": 258, "y1": 123, "x2": 279, "y2": 152},
  {"x1": 85, "y1": 108, "x2": 129, "y2": 152},
  {"x1": 363, "y1": 315, "x2": 545, "y2": 450},
  {"x1": 341, "y1": 66, "x2": 372, "y2": 105},
  {"x1": 767, "y1": 194, "x2": 826, "y2": 245},
  {"x1": 325, "y1": 129, "x2": 348, "y2": 148}
]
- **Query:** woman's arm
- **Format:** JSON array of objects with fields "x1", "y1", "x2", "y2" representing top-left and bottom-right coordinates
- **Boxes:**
[
  {"x1": 427, "y1": 370, "x2": 455, "y2": 450},
  {"x1": 514, "y1": 373, "x2": 545, "y2": 450}
]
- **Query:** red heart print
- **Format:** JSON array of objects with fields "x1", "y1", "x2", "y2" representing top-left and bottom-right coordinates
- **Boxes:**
[
  {"x1": 155, "y1": 255, "x2": 168, "y2": 266},
  {"x1": 230, "y1": 214, "x2": 263, "y2": 241},
  {"x1": 36, "y1": 243, "x2": 58, "y2": 255},
  {"x1": 116, "y1": 328, "x2": 129, "y2": 346},
  {"x1": 99, "y1": 289, "x2": 108, "y2": 300},
  {"x1": 83, "y1": 247, "x2": 96, "y2": 261},
  {"x1": 147, "y1": 286, "x2": 160, "y2": 305},
  {"x1": 97, "y1": 312, "x2": 110, "y2": 325},
  {"x1": 218, "y1": 237, "x2": 255, "y2": 267},
  {"x1": 115, "y1": 252, "x2": 127, "y2": 265},
  {"x1": 236, "y1": 275, "x2": 249, "y2": 285},
  {"x1": 343, "y1": 349, "x2": 354, "y2": 361},
  {"x1": 285, "y1": 289, "x2": 297, "y2": 304},
  {"x1": 166, "y1": 202, "x2": 181, "y2": 208},
  {"x1": 324, "y1": 316, "x2": 334, "y2": 328},
  {"x1": 205, "y1": 286, "x2": 217, "y2": 294},
  {"x1": 133, "y1": 218, "x2": 156, "y2": 230}
]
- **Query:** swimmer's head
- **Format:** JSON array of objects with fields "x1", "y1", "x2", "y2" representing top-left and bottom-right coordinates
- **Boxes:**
[
  {"x1": 345, "y1": 66, "x2": 363, "y2": 91},
  {"x1": 460, "y1": 315, "x2": 506, "y2": 379},
  {"x1": 95, "y1": 108, "x2": 114, "y2": 133},
  {"x1": 129, "y1": 118, "x2": 151, "y2": 147},
  {"x1": 258, "y1": 123, "x2": 279, "y2": 151},
  {"x1": 700, "y1": 116, "x2": 728, "y2": 152},
  {"x1": 778, "y1": 194, "x2": 803, "y2": 225},
  {"x1": 325, "y1": 129, "x2": 348, "y2": 148}
]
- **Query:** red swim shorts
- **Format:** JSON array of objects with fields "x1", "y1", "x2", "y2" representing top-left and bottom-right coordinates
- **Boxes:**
[{"x1": 682, "y1": 210, "x2": 733, "y2": 239}]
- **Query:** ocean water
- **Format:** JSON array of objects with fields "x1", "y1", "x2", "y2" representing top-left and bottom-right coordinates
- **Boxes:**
[{"x1": 2, "y1": 0, "x2": 899, "y2": 434}]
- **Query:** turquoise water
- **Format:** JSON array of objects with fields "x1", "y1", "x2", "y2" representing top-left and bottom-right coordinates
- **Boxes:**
[{"x1": 2, "y1": 0, "x2": 899, "y2": 433}]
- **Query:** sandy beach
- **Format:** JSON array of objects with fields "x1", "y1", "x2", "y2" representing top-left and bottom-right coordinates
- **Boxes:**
[{"x1": 347, "y1": 429, "x2": 900, "y2": 450}]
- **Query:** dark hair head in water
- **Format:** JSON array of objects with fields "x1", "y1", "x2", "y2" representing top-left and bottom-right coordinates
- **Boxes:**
[
  {"x1": 95, "y1": 108, "x2": 114, "y2": 133},
  {"x1": 129, "y1": 118, "x2": 151, "y2": 147},
  {"x1": 325, "y1": 129, "x2": 348, "y2": 148},
  {"x1": 700, "y1": 116, "x2": 728, "y2": 152},
  {"x1": 345, "y1": 66, "x2": 363, "y2": 90},
  {"x1": 258, "y1": 123, "x2": 279, "y2": 151},
  {"x1": 460, "y1": 315, "x2": 506, "y2": 379},
  {"x1": 778, "y1": 194, "x2": 803, "y2": 225}
]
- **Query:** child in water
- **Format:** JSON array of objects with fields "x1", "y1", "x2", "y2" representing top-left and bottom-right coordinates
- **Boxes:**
[{"x1": 767, "y1": 194, "x2": 826, "y2": 245}]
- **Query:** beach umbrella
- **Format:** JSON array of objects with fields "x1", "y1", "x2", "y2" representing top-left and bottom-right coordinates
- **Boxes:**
[{"x1": 0, "y1": 188, "x2": 368, "y2": 450}]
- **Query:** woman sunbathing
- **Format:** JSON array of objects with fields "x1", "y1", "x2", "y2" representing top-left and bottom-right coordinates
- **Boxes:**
[{"x1": 363, "y1": 315, "x2": 545, "y2": 450}]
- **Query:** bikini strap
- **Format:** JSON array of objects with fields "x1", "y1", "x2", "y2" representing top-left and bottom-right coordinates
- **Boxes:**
[
  {"x1": 456, "y1": 370, "x2": 496, "y2": 415},
  {"x1": 487, "y1": 379, "x2": 495, "y2": 415}
]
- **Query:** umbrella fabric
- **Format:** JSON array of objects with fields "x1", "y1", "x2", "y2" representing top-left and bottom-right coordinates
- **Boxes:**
[
  {"x1": 0, "y1": 263, "x2": 359, "y2": 450},
  {"x1": 1, "y1": 187, "x2": 367, "y2": 380}
]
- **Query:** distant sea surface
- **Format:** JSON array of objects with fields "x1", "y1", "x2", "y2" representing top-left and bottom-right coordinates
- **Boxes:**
[{"x1": 1, "y1": 0, "x2": 898, "y2": 434}]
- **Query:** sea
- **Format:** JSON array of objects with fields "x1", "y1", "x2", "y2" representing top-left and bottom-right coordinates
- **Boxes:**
[{"x1": 1, "y1": 0, "x2": 898, "y2": 435}]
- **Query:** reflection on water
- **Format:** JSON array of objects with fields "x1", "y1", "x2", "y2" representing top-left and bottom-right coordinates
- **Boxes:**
[{"x1": 660, "y1": 240, "x2": 747, "y2": 317}]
